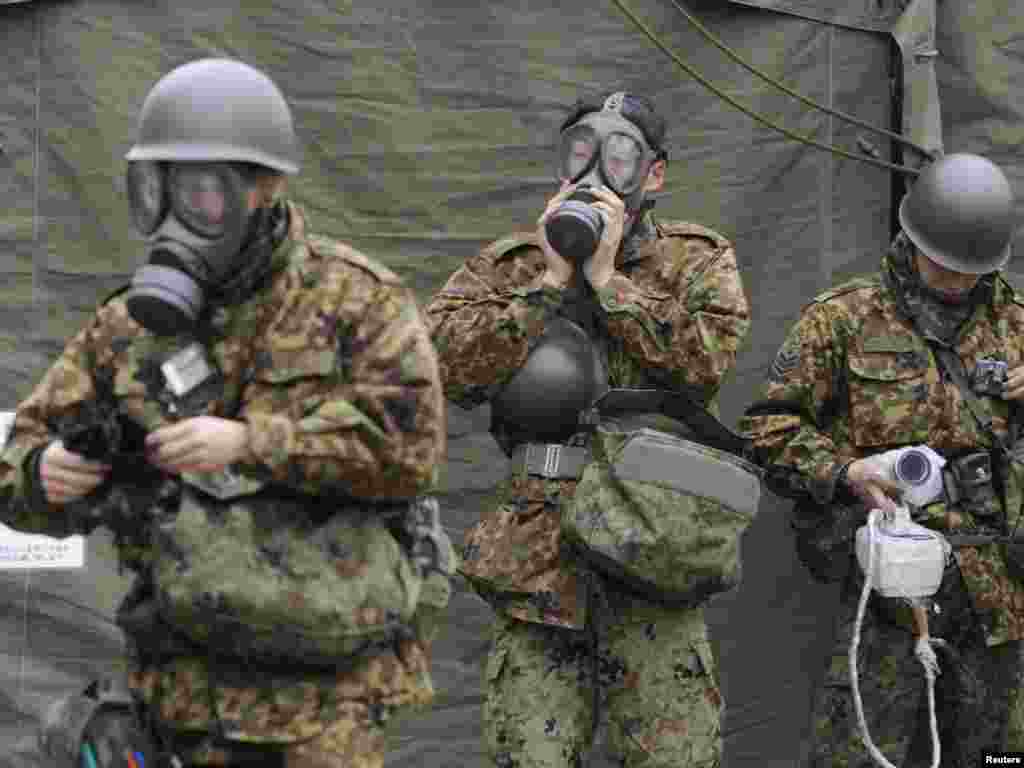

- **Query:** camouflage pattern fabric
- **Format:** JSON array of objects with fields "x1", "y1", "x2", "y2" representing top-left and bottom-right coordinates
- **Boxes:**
[
  {"x1": 151, "y1": 487, "x2": 425, "y2": 663},
  {"x1": 460, "y1": 472, "x2": 587, "y2": 629},
  {"x1": 740, "y1": 241, "x2": 1024, "y2": 764},
  {"x1": 130, "y1": 635, "x2": 432, "y2": 763},
  {"x1": 0, "y1": 201, "x2": 445, "y2": 745},
  {"x1": 484, "y1": 601, "x2": 722, "y2": 768},
  {"x1": 427, "y1": 212, "x2": 750, "y2": 630}
]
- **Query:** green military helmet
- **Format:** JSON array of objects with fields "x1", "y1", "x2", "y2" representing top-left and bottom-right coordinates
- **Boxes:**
[
  {"x1": 898, "y1": 152, "x2": 1016, "y2": 274},
  {"x1": 126, "y1": 58, "x2": 301, "y2": 174},
  {"x1": 491, "y1": 318, "x2": 605, "y2": 442}
]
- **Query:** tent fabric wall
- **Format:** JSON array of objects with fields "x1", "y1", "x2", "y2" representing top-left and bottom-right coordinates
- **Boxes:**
[
  {"x1": 724, "y1": 0, "x2": 907, "y2": 32},
  {"x1": 0, "y1": 0, "x2": 1018, "y2": 765}
]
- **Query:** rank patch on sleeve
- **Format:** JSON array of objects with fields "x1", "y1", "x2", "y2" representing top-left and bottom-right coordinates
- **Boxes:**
[{"x1": 769, "y1": 338, "x2": 800, "y2": 382}]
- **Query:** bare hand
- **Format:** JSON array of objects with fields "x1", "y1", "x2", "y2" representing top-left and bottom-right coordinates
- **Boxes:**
[
  {"x1": 1004, "y1": 364, "x2": 1024, "y2": 401},
  {"x1": 537, "y1": 183, "x2": 576, "y2": 289},
  {"x1": 39, "y1": 440, "x2": 110, "y2": 506},
  {"x1": 145, "y1": 416, "x2": 248, "y2": 475},
  {"x1": 844, "y1": 458, "x2": 903, "y2": 514},
  {"x1": 582, "y1": 185, "x2": 627, "y2": 290}
]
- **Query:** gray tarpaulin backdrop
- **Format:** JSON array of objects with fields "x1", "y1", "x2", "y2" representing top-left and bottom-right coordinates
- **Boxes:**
[{"x1": 0, "y1": 0, "x2": 1021, "y2": 764}]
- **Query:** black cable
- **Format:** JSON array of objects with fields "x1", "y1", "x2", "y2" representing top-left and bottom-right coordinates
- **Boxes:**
[
  {"x1": 663, "y1": 0, "x2": 937, "y2": 160},
  {"x1": 611, "y1": 0, "x2": 925, "y2": 177}
]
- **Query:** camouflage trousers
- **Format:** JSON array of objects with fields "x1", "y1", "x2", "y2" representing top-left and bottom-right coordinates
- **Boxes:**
[
  {"x1": 483, "y1": 598, "x2": 723, "y2": 768},
  {"x1": 807, "y1": 567, "x2": 1024, "y2": 767},
  {"x1": 127, "y1": 637, "x2": 434, "y2": 768}
]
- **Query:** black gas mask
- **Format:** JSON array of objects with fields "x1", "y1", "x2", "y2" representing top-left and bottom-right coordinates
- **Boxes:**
[
  {"x1": 125, "y1": 160, "x2": 268, "y2": 336},
  {"x1": 545, "y1": 104, "x2": 661, "y2": 265}
]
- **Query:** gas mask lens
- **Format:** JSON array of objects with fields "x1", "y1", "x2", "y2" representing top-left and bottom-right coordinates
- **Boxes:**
[
  {"x1": 601, "y1": 133, "x2": 644, "y2": 195},
  {"x1": 559, "y1": 124, "x2": 599, "y2": 182},
  {"x1": 126, "y1": 161, "x2": 166, "y2": 236},
  {"x1": 169, "y1": 164, "x2": 236, "y2": 238}
]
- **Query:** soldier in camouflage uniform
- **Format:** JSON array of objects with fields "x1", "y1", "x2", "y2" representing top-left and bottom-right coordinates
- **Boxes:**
[
  {"x1": 740, "y1": 153, "x2": 1024, "y2": 766},
  {"x1": 0, "y1": 59, "x2": 446, "y2": 767},
  {"x1": 426, "y1": 92, "x2": 750, "y2": 767}
]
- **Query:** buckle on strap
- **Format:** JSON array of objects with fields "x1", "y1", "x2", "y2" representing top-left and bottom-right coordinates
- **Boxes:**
[
  {"x1": 513, "y1": 443, "x2": 588, "y2": 479},
  {"x1": 523, "y1": 443, "x2": 564, "y2": 478},
  {"x1": 539, "y1": 444, "x2": 562, "y2": 477}
]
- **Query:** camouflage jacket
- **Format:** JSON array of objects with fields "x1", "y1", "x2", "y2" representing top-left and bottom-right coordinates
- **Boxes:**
[
  {"x1": 426, "y1": 212, "x2": 750, "y2": 629},
  {"x1": 0, "y1": 202, "x2": 446, "y2": 742},
  {"x1": 740, "y1": 251, "x2": 1024, "y2": 646}
]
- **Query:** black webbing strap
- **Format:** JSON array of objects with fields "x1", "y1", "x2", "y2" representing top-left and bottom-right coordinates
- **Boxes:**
[
  {"x1": 587, "y1": 387, "x2": 751, "y2": 457},
  {"x1": 930, "y1": 346, "x2": 1001, "y2": 448}
]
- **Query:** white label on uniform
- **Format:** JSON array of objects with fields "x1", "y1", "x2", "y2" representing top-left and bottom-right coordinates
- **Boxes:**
[
  {"x1": 0, "y1": 524, "x2": 85, "y2": 570},
  {"x1": 161, "y1": 342, "x2": 215, "y2": 397},
  {"x1": 0, "y1": 411, "x2": 15, "y2": 451}
]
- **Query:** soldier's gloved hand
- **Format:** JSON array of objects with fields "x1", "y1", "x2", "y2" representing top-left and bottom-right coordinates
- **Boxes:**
[
  {"x1": 537, "y1": 183, "x2": 577, "y2": 289},
  {"x1": 39, "y1": 440, "x2": 111, "y2": 505},
  {"x1": 145, "y1": 416, "x2": 248, "y2": 475},
  {"x1": 582, "y1": 184, "x2": 627, "y2": 290},
  {"x1": 843, "y1": 458, "x2": 903, "y2": 514}
]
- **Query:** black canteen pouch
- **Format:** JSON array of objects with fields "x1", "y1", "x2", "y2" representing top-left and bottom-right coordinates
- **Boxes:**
[
  {"x1": 790, "y1": 497, "x2": 867, "y2": 584},
  {"x1": 944, "y1": 450, "x2": 1002, "y2": 523}
]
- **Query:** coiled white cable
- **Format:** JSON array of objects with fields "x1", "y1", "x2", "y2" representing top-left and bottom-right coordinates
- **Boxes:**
[{"x1": 850, "y1": 509, "x2": 941, "y2": 768}]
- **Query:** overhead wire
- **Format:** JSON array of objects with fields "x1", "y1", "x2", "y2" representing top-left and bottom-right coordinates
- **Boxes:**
[
  {"x1": 610, "y1": 0, "x2": 927, "y2": 177},
  {"x1": 664, "y1": 0, "x2": 937, "y2": 159}
]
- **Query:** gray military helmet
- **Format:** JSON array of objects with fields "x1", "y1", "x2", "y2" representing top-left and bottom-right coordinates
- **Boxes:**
[
  {"x1": 898, "y1": 152, "x2": 1016, "y2": 274},
  {"x1": 126, "y1": 58, "x2": 301, "y2": 174},
  {"x1": 491, "y1": 318, "x2": 605, "y2": 442}
]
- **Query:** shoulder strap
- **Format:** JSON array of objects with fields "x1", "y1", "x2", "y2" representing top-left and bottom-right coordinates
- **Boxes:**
[
  {"x1": 929, "y1": 342, "x2": 1015, "y2": 537},
  {"x1": 588, "y1": 387, "x2": 752, "y2": 458},
  {"x1": 929, "y1": 344, "x2": 1006, "y2": 454}
]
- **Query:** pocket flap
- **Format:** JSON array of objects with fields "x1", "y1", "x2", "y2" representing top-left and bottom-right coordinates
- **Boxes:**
[
  {"x1": 849, "y1": 340, "x2": 929, "y2": 382},
  {"x1": 255, "y1": 347, "x2": 336, "y2": 383},
  {"x1": 611, "y1": 429, "x2": 761, "y2": 519}
]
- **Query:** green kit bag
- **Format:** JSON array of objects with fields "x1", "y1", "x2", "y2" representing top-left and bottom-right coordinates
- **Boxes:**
[
  {"x1": 151, "y1": 475, "x2": 440, "y2": 665},
  {"x1": 563, "y1": 389, "x2": 762, "y2": 604}
]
